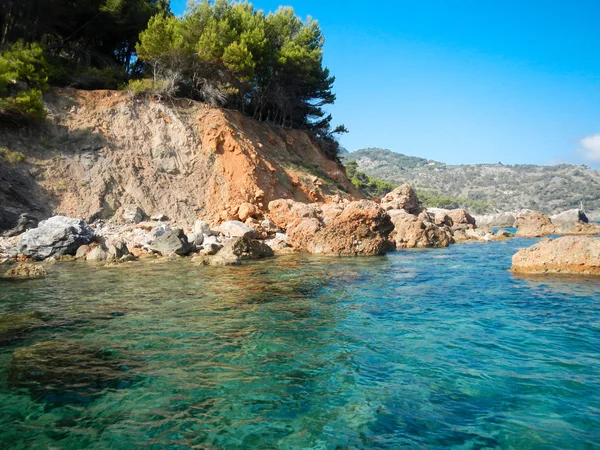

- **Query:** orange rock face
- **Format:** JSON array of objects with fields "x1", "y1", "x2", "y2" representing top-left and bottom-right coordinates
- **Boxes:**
[
  {"x1": 380, "y1": 184, "x2": 419, "y2": 214},
  {"x1": 0, "y1": 88, "x2": 361, "y2": 226},
  {"x1": 511, "y1": 236, "x2": 600, "y2": 275},
  {"x1": 516, "y1": 211, "x2": 556, "y2": 237},
  {"x1": 388, "y1": 210, "x2": 451, "y2": 249}
]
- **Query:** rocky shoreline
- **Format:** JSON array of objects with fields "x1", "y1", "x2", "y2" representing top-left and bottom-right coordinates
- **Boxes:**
[{"x1": 2, "y1": 184, "x2": 599, "y2": 279}]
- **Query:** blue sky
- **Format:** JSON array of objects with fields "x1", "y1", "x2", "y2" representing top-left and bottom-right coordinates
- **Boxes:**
[{"x1": 171, "y1": 1, "x2": 600, "y2": 166}]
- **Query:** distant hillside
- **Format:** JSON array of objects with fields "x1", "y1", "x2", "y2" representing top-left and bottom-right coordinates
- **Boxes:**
[{"x1": 342, "y1": 148, "x2": 600, "y2": 214}]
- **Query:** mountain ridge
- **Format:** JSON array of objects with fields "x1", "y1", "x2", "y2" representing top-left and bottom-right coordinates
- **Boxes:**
[{"x1": 342, "y1": 148, "x2": 600, "y2": 214}]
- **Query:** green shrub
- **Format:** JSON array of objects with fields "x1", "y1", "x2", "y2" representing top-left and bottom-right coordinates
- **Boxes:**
[
  {"x1": 0, "y1": 147, "x2": 25, "y2": 164},
  {"x1": 345, "y1": 160, "x2": 397, "y2": 197},
  {"x1": 127, "y1": 78, "x2": 174, "y2": 97},
  {"x1": 0, "y1": 42, "x2": 48, "y2": 121}
]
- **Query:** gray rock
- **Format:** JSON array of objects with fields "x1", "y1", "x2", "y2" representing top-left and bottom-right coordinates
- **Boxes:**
[
  {"x1": 86, "y1": 246, "x2": 109, "y2": 262},
  {"x1": 213, "y1": 237, "x2": 274, "y2": 264},
  {"x1": 215, "y1": 221, "x2": 258, "y2": 239},
  {"x1": 550, "y1": 209, "x2": 588, "y2": 232},
  {"x1": 194, "y1": 220, "x2": 211, "y2": 236},
  {"x1": 199, "y1": 242, "x2": 222, "y2": 256},
  {"x1": 261, "y1": 219, "x2": 281, "y2": 234},
  {"x1": 193, "y1": 232, "x2": 204, "y2": 246},
  {"x1": 123, "y1": 206, "x2": 145, "y2": 224},
  {"x1": 18, "y1": 216, "x2": 95, "y2": 261},
  {"x1": 3, "y1": 213, "x2": 38, "y2": 237},
  {"x1": 149, "y1": 228, "x2": 193, "y2": 256}
]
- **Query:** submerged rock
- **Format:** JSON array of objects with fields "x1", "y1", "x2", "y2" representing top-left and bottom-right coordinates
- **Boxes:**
[
  {"x1": 17, "y1": 216, "x2": 95, "y2": 260},
  {"x1": 8, "y1": 340, "x2": 140, "y2": 403},
  {"x1": 0, "y1": 312, "x2": 44, "y2": 344},
  {"x1": 511, "y1": 236, "x2": 600, "y2": 275},
  {"x1": 3, "y1": 263, "x2": 47, "y2": 280}
]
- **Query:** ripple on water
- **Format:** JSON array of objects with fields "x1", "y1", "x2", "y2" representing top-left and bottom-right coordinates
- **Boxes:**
[{"x1": 0, "y1": 239, "x2": 599, "y2": 448}]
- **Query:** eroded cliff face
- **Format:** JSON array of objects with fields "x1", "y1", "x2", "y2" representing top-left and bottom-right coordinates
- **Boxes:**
[{"x1": 0, "y1": 89, "x2": 360, "y2": 227}]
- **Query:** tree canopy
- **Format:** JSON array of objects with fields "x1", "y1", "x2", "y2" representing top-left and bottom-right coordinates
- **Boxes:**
[
  {"x1": 0, "y1": 0, "x2": 344, "y2": 156},
  {"x1": 136, "y1": 0, "x2": 339, "y2": 138}
]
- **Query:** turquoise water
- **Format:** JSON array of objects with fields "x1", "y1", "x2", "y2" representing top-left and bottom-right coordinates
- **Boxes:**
[{"x1": 1, "y1": 238, "x2": 600, "y2": 449}]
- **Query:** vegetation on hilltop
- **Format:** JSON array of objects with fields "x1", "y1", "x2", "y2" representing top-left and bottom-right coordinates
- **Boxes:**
[
  {"x1": 345, "y1": 161, "x2": 396, "y2": 197},
  {"x1": 0, "y1": 0, "x2": 345, "y2": 157},
  {"x1": 343, "y1": 148, "x2": 600, "y2": 213}
]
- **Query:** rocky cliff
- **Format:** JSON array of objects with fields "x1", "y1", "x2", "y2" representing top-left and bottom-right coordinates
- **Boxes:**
[{"x1": 0, "y1": 89, "x2": 360, "y2": 230}]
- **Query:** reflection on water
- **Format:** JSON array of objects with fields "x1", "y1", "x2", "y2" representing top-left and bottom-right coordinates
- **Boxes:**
[{"x1": 0, "y1": 238, "x2": 599, "y2": 449}]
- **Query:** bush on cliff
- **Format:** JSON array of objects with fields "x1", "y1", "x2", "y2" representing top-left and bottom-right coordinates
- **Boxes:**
[
  {"x1": 346, "y1": 161, "x2": 397, "y2": 198},
  {"x1": 0, "y1": 42, "x2": 48, "y2": 121}
]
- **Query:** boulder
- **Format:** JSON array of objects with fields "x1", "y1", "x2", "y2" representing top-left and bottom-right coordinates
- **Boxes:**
[
  {"x1": 3, "y1": 213, "x2": 38, "y2": 237},
  {"x1": 493, "y1": 229, "x2": 515, "y2": 240},
  {"x1": 381, "y1": 184, "x2": 419, "y2": 214},
  {"x1": 426, "y1": 208, "x2": 453, "y2": 227},
  {"x1": 86, "y1": 246, "x2": 110, "y2": 262},
  {"x1": 238, "y1": 203, "x2": 260, "y2": 222},
  {"x1": 516, "y1": 211, "x2": 556, "y2": 237},
  {"x1": 17, "y1": 216, "x2": 95, "y2": 261},
  {"x1": 0, "y1": 312, "x2": 44, "y2": 344},
  {"x1": 389, "y1": 209, "x2": 451, "y2": 248},
  {"x1": 122, "y1": 206, "x2": 145, "y2": 224},
  {"x1": 75, "y1": 245, "x2": 92, "y2": 259},
  {"x1": 216, "y1": 220, "x2": 259, "y2": 239},
  {"x1": 304, "y1": 200, "x2": 394, "y2": 256},
  {"x1": 550, "y1": 209, "x2": 600, "y2": 235},
  {"x1": 260, "y1": 219, "x2": 281, "y2": 234},
  {"x1": 511, "y1": 236, "x2": 600, "y2": 275},
  {"x1": 474, "y1": 213, "x2": 516, "y2": 228},
  {"x1": 3, "y1": 263, "x2": 47, "y2": 280},
  {"x1": 267, "y1": 199, "x2": 321, "y2": 229},
  {"x1": 149, "y1": 228, "x2": 193, "y2": 256},
  {"x1": 287, "y1": 218, "x2": 323, "y2": 251},
  {"x1": 210, "y1": 237, "x2": 274, "y2": 266},
  {"x1": 447, "y1": 209, "x2": 476, "y2": 228}
]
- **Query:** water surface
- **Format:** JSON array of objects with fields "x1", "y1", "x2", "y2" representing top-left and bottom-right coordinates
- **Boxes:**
[{"x1": 1, "y1": 238, "x2": 599, "y2": 449}]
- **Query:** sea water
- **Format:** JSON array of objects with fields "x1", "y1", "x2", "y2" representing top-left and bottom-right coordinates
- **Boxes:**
[{"x1": 0, "y1": 237, "x2": 599, "y2": 449}]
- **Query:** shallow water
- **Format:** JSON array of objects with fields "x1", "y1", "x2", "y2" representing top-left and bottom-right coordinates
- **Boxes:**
[{"x1": 1, "y1": 238, "x2": 599, "y2": 449}]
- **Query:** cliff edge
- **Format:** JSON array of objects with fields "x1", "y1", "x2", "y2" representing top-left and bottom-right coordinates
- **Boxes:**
[{"x1": 0, "y1": 89, "x2": 360, "y2": 228}]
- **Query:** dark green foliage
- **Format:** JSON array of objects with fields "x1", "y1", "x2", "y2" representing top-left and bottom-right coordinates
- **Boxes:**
[
  {"x1": 346, "y1": 161, "x2": 397, "y2": 198},
  {"x1": 136, "y1": 0, "x2": 344, "y2": 152},
  {"x1": 416, "y1": 190, "x2": 492, "y2": 214},
  {"x1": 0, "y1": 41, "x2": 48, "y2": 120},
  {"x1": 0, "y1": 0, "x2": 169, "y2": 88}
]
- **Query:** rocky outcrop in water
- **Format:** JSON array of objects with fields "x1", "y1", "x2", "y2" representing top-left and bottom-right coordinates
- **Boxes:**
[
  {"x1": 380, "y1": 184, "x2": 419, "y2": 214},
  {"x1": 17, "y1": 216, "x2": 95, "y2": 260},
  {"x1": 3, "y1": 263, "x2": 47, "y2": 280},
  {"x1": 511, "y1": 236, "x2": 600, "y2": 275},
  {"x1": 272, "y1": 199, "x2": 395, "y2": 256},
  {"x1": 388, "y1": 209, "x2": 451, "y2": 249},
  {"x1": 515, "y1": 211, "x2": 556, "y2": 237}
]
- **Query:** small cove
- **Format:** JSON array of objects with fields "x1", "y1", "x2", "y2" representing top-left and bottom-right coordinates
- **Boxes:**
[{"x1": 1, "y1": 237, "x2": 599, "y2": 449}]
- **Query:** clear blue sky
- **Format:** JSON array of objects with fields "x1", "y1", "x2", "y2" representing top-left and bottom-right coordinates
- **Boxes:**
[{"x1": 170, "y1": 0, "x2": 600, "y2": 166}]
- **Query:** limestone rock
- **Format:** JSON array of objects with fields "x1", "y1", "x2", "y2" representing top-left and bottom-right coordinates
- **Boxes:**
[
  {"x1": 216, "y1": 220, "x2": 259, "y2": 239},
  {"x1": 86, "y1": 246, "x2": 110, "y2": 262},
  {"x1": 238, "y1": 203, "x2": 260, "y2": 222},
  {"x1": 149, "y1": 228, "x2": 193, "y2": 256},
  {"x1": 267, "y1": 199, "x2": 321, "y2": 229},
  {"x1": 516, "y1": 211, "x2": 556, "y2": 237},
  {"x1": 122, "y1": 206, "x2": 145, "y2": 224},
  {"x1": 4, "y1": 263, "x2": 47, "y2": 280},
  {"x1": 511, "y1": 236, "x2": 600, "y2": 275},
  {"x1": 381, "y1": 184, "x2": 419, "y2": 214},
  {"x1": 388, "y1": 209, "x2": 451, "y2": 248},
  {"x1": 306, "y1": 200, "x2": 394, "y2": 256},
  {"x1": 17, "y1": 216, "x2": 95, "y2": 260}
]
